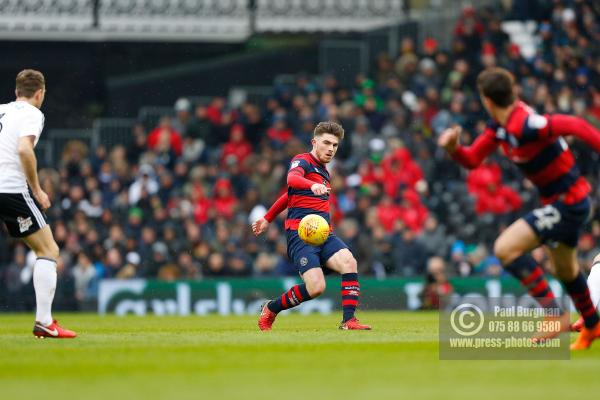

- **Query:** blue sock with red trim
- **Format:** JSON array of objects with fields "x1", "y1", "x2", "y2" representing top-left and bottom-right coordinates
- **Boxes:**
[
  {"x1": 341, "y1": 273, "x2": 360, "y2": 322},
  {"x1": 504, "y1": 255, "x2": 561, "y2": 312},
  {"x1": 267, "y1": 284, "x2": 311, "y2": 313},
  {"x1": 564, "y1": 272, "x2": 600, "y2": 329}
]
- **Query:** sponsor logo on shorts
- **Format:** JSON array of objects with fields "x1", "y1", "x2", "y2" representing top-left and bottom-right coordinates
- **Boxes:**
[{"x1": 17, "y1": 216, "x2": 33, "y2": 233}]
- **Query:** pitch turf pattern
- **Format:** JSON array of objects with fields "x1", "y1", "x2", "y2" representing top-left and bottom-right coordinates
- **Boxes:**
[{"x1": 0, "y1": 312, "x2": 598, "y2": 400}]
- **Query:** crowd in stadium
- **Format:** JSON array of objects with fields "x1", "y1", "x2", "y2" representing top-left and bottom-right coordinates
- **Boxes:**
[{"x1": 1, "y1": 1, "x2": 600, "y2": 310}]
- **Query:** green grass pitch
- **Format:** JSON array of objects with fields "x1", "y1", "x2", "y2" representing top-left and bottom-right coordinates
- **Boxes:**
[{"x1": 1, "y1": 312, "x2": 599, "y2": 400}]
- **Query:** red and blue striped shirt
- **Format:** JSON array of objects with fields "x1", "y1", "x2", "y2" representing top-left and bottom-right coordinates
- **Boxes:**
[
  {"x1": 264, "y1": 152, "x2": 333, "y2": 231},
  {"x1": 452, "y1": 101, "x2": 600, "y2": 205}
]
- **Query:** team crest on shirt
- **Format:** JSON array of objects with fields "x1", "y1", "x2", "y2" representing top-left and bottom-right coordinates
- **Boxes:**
[
  {"x1": 290, "y1": 160, "x2": 300, "y2": 170},
  {"x1": 527, "y1": 114, "x2": 548, "y2": 129},
  {"x1": 495, "y1": 127, "x2": 507, "y2": 140},
  {"x1": 495, "y1": 127, "x2": 518, "y2": 147},
  {"x1": 17, "y1": 216, "x2": 32, "y2": 233}
]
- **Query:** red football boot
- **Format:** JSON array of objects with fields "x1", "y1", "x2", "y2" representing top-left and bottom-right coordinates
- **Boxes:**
[
  {"x1": 570, "y1": 317, "x2": 584, "y2": 332},
  {"x1": 258, "y1": 301, "x2": 277, "y2": 331},
  {"x1": 570, "y1": 322, "x2": 600, "y2": 350},
  {"x1": 339, "y1": 317, "x2": 371, "y2": 330},
  {"x1": 33, "y1": 320, "x2": 77, "y2": 339}
]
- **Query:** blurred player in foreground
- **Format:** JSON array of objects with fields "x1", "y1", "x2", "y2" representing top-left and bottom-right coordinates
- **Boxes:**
[
  {"x1": 252, "y1": 121, "x2": 371, "y2": 331},
  {"x1": 438, "y1": 67, "x2": 600, "y2": 350},
  {"x1": 571, "y1": 254, "x2": 600, "y2": 332},
  {"x1": 0, "y1": 70, "x2": 76, "y2": 338}
]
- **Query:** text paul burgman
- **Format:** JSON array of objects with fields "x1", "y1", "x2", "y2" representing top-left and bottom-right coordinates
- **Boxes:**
[{"x1": 493, "y1": 306, "x2": 561, "y2": 318}]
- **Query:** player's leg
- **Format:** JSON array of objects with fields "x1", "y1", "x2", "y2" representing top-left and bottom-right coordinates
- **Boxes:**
[
  {"x1": 0, "y1": 192, "x2": 76, "y2": 338},
  {"x1": 301, "y1": 267, "x2": 326, "y2": 298},
  {"x1": 547, "y1": 244, "x2": 600, "y2": 349},
  {"x1": 494, "y1": 218, "x2": 561, "y2": 311},
  {"x1": 548, "y1": 244, "x2": 598, "y2": 325},
  {"x1": 541, "y1": 198, "x2": 600, "y2": 348},
  {"x1": 588, "y1": 253, "x2": 600, "y2": 309},
  {"x1": 258, "y1": 231, "x2": 321, "y2": 331},
  {"x1": 267, "y1": 267, "x2": 322, "y2": 314},
  {"x1": 325, "y1": 249, "x2": 360, "y2": 321},
  {"x1": 22, "y1": 225, "x2": 77, "y2": 338},
  {"x1": 572, "y1": 254, "x2": 600, "y2": 332},
  {"x1": 258, "y1": 267, "x2": 320, "y2": 331},
  {"x1": 22, "y1": 225, "x2": 59, "y2": 326},
  {"x1": 323, "y1": 236, "x2": 371, "y2": 330}
]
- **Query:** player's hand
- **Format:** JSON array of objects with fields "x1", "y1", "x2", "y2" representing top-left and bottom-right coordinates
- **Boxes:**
[
  {"x1": 32, "y1": 189, "x2": 51, "y2": 211},
  {"x1": 438, "y1": 126, "x2": 462, "y2": 154},
  {"x1": 311, "y1": 183, "x2": 331, "y2": 196},
  {"x1": 252, "y1": 218, "x2": 269, "y2": 236}
]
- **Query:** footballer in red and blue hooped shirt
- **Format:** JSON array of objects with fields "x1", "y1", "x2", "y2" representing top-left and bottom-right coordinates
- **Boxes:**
[
  {"x1": 252, "y1": 121, "x2": 371, "y2": 331},
  {"x1": 439, "y1": 67, "x2": 600, "y2": 349}
]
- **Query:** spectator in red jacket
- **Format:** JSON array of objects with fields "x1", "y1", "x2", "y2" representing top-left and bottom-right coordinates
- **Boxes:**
[
  {"x1": 381, "y1": 147, "x2": 424, "y2": 197},
  {"x1": 376, "y1": 194, "x2": 402, "y2": 233},
  {"x1": 467, "y1": 161, "x2": 522, "y2": 215},
  {"x1": 267, "y1": 115, "x2": 293, "y2": 149},
  {"x1": 211, "y1": 178, "x2": 238, "y2": 220},
  {"x1": 358, "y1": 159, "x2": 386, "y2": 187},
  {"x1": 466, "y1": 161, "x2": 502, "y2": 196},
  {"x1": 191, "y1": 184, "x2": 211, "y2": 224},
  {"x1": 148, "y1": 116, "x2": 183, "y2": 156},
  {"x1": 398, "y1": 188, "x2": 428, "y2": 233},
  {"x1": 474, "y1": 186, "x2": 523, "y2": 215},
  {"x1": 220, "y1": 124, "x2": 253, "y2": 170},
  {"x1": 205, "y1": 96, "x2": 226, "y2": 125},
  {"x1": 453, "y1": 6, "x2": 484, "y2": 36}
]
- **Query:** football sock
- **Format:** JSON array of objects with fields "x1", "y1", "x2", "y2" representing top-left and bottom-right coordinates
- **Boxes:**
[
  {"x1": 504, "y1": 255, "x2": 561, "y2": 312},
  {"x1": 341, "y1": 273, "x2": 360, "y2": 322},
  {"x1": 33, "y1": 258, "x2": 57, "y2": 326},
  {"x1": 564, "y1": 272, "x2": 600, "y2": 329},
  {"x1": 588, "y1": 263, "x2": 600, "y2": 308},
  {"x1": 267, "y1": 284, "x2": 312, "y2": 313}
]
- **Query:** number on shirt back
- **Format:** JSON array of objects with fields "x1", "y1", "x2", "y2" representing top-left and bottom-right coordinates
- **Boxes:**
[
  {"x1": 0, "y1": 113, "x2": 4, "y2": 133},
  {"x1": 532, "y1": 205, "x2": 561, "y2": 231}
]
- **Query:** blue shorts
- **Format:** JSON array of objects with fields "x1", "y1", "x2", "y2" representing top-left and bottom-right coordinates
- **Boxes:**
[
  {"x1": 523, "y1": 198, "x2": 591, "y2": 248},
  {"x1": 286, "y1": 230, "x2": 349, "y2": 275}
]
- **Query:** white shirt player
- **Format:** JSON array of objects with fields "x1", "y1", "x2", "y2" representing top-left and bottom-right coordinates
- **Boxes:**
[{"x1": 0, "y1": 100, "x2": 44, "y2": 193}]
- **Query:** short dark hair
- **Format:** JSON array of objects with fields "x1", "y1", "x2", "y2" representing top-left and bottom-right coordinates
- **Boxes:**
[
  {"x1": 314, "y1": 121, "x2": 344, "y2": 140},
  {"x1": 16, "y1": 69, "x2": 45, "y2": 98},
  {"x1": 476, "y1": 67, "x2": 515, "y2": 107}
]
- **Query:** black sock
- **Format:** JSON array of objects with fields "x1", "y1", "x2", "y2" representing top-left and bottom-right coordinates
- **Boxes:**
[
  {"x1": 267, "y1": 284, "x2": 311, "y2": 313},
  {"x1": 504, "y1": 255, "x2": 561, "y2": 313},
  {"x1": 341, "y1": 273, "x2": 360, "y2": 322},
  {"x1": 563, "y1": 272, "x2": 600, "y2": 329}
]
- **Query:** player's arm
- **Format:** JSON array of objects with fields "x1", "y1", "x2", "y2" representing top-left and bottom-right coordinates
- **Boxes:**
[
  {"x1": 252, "y1": 192, "x2": 288, "y2": 236},
  {"x1": 18, "y1": 136, "x2": 50, "y2": 210},
  {"x1": 288, "y1": 162, "x2": 330, "y2": 196},
  {"x1": 545, "y1": 114, "x2": 600, "y2": 153},
  {"x1": 438, "y1": 126, "x2": 498, "y2": 169}
]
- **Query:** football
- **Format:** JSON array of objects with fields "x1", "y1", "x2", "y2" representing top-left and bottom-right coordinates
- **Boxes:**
[{"x1": 298, "y1": 214, "x2": 330, "y2": 246}]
